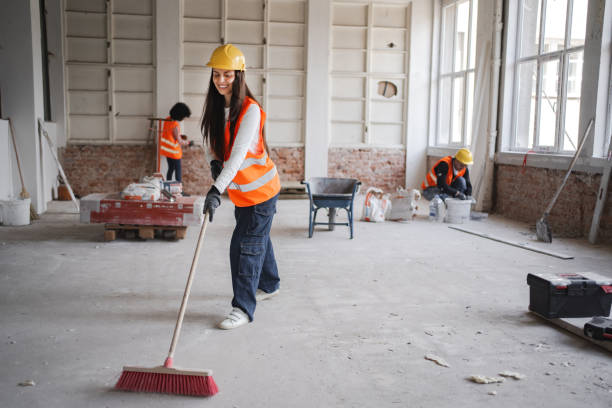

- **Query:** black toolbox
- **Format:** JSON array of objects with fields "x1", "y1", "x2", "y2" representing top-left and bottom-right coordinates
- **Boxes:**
[
  {"x1": 584, "y1": 317, "x2": 612, "y2": 341},
  {"x1": 527, "y1": 272, "x2": 612, "y2": 318}
]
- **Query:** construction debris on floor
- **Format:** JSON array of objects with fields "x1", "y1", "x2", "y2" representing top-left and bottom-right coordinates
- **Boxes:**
[{"x1": 1, "y1": 198, "x2": 611, "y2": 407}]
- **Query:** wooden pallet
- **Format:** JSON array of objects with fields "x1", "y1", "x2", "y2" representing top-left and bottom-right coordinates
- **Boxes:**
[
  {"x1": 280, "y1": 181, "x2": 308, "y2": 199},
  {"x1": 104, "y1": 224, "x2": 187, "y2": 241},
  {"x1": 529, "y1": 311, "x2": 612, "y2": 353}
]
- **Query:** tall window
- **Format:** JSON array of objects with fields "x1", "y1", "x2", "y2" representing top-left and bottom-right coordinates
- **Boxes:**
[
  {"x1": 513, "y1": 0, "x2": 587, "y2": 152},
  {"x1": 436, "y1": 0, "x2": 478, "y2": 147}
]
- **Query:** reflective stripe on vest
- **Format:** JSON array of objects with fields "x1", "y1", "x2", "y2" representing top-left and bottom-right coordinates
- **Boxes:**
[
  {"x1": 223, "y1": 97, "x2": 280, "y2": 207},
  {"x1": 421, "y1": 156, "x2": 465, "y2": 190},
  {"x1": 160, "y1": 118, "x2": 182, "y2": 159},
  {"x1": 228, "y1": 164, "x2": 278, "y2": 192}
]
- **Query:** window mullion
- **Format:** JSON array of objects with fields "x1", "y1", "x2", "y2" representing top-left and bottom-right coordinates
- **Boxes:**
[
  {"x1": 463, "y1": 0, "x2": 474, "y2": 146},
  {"x1": 565, "y1": 0, "x2": 573, "y2": 49},
  {"x1": 462, "y1": 72, "x2": 468, "y2": 146},
  {"x1": 558, "y1": 0, "x2": 573, "y2": 151},
  {"x1": 534, "y1": 0, "x2": 546, "y2": 149},
  {"x1": 449, "y1": 3, "x2": 458, "y2": 144},
  {"x1": 559, "y1": 52, "x2": 571, "y2": 150},
  {"x1": 534, "y1": 59, "x2": 543, "y2": 148},
  {"x1": 538, "y1": 0, "x2": 547, "y2": 55},
  {"x1": 511, "y1": 0, "x2": 526, "y2": 150}
]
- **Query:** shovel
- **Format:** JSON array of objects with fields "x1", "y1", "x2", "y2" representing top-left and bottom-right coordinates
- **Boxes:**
[{"x1": 536, "y1": 118, "x2": 594, "y2": 242}]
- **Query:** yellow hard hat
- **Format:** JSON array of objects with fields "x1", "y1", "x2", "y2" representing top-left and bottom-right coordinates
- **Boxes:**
[
  {"x1": 455, "y1": 148, "x2": 473, "y2": 165},
  {"x1": 206, "y1": 44, "x2": 246, "y2": 71}
]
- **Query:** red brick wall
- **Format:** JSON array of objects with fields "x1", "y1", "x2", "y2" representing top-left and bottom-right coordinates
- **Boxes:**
[
  {"x1": 494, "y1": 164, "x2": 612, "y2": 243},
  {"x1": 60, "y1": 144, "x2": 304, "y2": 197},
  {"x1": 59, "y1": 145, "x2": 158, "y2": 196},
  {"x1": 270, "y1": 146, "x2": 304, "y2": 182},
  {"x1": 328, "y1": 147, "x2": 405, "y2": 193}
]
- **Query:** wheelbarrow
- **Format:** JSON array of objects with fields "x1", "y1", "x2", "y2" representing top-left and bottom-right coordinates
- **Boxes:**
[{"x1": 301, "y1": 177, "x2": 361, "y2": 239}]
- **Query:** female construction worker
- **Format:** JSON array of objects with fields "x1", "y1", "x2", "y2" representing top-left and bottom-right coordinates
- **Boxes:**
[
  {"x1": 421, "y1": 147, "x2": 473, "y2": 201},
  {"x1": 160, "y1": 102, "x2": 191, "y2": 182},
  {"x1": 201, "y1": 44, "x2": 281, "y2": 330}
]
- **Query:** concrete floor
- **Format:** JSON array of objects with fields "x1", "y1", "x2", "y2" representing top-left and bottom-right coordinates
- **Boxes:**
[{"x1": 1, "y1": 198, "x2": 611, "y2": 407}]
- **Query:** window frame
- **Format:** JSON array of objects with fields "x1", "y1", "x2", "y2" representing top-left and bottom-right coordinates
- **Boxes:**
[
  {"x1": 434, "y1": 0, "x2": 478, "y2": 148},
  {"x1": 510, "y1": 0, "x2": 586, "y2": 153}
]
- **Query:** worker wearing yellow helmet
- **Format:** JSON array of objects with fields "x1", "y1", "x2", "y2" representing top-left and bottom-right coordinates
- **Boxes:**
[
  {"x1": 421, "y1": 148, "x2": 473, "y2": 201},
  {"x1": 201, "y1": 44, "x2": 281, "y2": 330}
]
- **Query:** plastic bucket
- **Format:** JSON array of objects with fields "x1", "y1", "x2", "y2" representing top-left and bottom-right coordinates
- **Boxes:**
[
  {"x1": 444, "y1": 198, "x2": 471, "y2": 224},
  {"x1": 0, "y1": 198, "x2": 31, "y2": 226}
]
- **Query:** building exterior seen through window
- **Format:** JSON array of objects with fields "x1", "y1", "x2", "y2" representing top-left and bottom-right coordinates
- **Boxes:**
[
  {"x1": 513, "y1": 0, "x2": 586, "y2": 152},
  {"x1": 436, "y1": 0, "x2": 478, "y2": 148}
]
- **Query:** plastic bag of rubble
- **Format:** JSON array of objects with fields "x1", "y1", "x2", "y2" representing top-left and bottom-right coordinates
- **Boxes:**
[
  {"x1": 363, "y1": 187, "x2": 391, "y2": 222},
  {"x1": 121, "y1": 182, "x2": 161, "y2": 201},
  {"x1": 388, "y1": 187, "x2": 421, "y2": 221}
]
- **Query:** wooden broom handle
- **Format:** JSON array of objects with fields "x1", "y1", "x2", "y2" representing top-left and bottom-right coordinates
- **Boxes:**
[
  {"x1": 166, "y1": 212, "x2": 210, "y2": 364},
  {"x1": 543, "y1": 118, "x2": 594, "y2": 215},
  {"x1": 7, "y1": 118, "x2": 27, "y2": 193}
]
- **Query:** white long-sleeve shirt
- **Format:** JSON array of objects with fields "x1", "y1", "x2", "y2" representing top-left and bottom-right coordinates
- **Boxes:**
[{"x1": 205, "y1": 104, "x2": 261, "y2": 193}]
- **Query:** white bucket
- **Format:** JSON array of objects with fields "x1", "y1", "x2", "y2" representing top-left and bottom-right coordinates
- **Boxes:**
[
  {"x1": 444, "y1": 198, "x2": 471, "y2": 224},
  {"x1": 0, "y1": 198, "x2": 31, "y2": 226}
]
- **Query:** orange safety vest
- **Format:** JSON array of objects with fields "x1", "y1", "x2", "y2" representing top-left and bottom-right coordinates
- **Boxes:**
[
  {"x1": 160, "y1": 117, "x2": 182, "y2": 159},
  {"x1": 223, "y1": 97, "x2": 280, "y2": 207},
  {"x1": 421, "y1": 156, "x2": 466, "y2": 190}
]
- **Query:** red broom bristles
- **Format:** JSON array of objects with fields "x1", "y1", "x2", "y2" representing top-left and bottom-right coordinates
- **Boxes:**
[{"x1": 115, "y1": 369, "x2": 218, "y2": 396}]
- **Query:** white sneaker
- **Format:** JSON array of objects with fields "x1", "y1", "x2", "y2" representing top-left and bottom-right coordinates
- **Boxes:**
[
  {"x1": 256, "y1": 288, "x2": 280, "y2": 301},
  {"x1": 218, "y1": 308, "x2": 249, "y2": 330}
]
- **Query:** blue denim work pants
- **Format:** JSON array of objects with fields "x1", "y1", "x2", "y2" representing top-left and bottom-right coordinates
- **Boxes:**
[
  {"x1": 422, "y1": 176, "x2": 467, "y2": 201},
  {"x1": 166, "y1": 157, "x2": 182, "y2": 182},
  {"x1": 230, "y1": 193, "x2": 280, "y2": 321}
]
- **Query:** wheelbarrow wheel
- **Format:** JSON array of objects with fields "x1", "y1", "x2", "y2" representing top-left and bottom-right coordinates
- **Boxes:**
[{"x1": 328, "y1": 208, "x2": 336, "y2": 231}]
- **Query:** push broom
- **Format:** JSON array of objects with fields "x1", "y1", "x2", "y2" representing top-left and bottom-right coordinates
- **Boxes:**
[{"x1": 116, "y1": 212, "x2": 218, "y2": 396}]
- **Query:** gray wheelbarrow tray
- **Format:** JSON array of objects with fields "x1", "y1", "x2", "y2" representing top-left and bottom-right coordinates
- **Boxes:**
[{"x1": 301, "y1": 177, "x2": 361, "y2": 239}]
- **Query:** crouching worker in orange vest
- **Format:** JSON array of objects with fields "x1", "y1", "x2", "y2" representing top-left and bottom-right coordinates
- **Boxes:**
[
  {"x1": 421, "y1": 148, "x2": 473, "y2": 201},
  {"x1": 160, "y1": 102, "x2": 191, "y2": 182},
  {"x1": 201, "y1": 44, "x2": 281, "y2": 330}
]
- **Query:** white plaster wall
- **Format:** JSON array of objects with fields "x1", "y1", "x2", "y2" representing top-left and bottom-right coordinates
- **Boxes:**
[
  {"x1": 0, "y1": 120, "x2": 13, "y2": 200},
  {"x1": 156, "y1": 0, "x2": 181, "y2": 118},
  {"x1": 304, "y1": 0, "x2": 434, "y2": 184},
  {"x1": 304, "y1": 0, "x2": 330, "y2": 179},
  {"x1": 580, "y1": 0, "x2": 611, "y2": 158},
  {"x1": 46, "y1": 0, "x2": 66, "y2": 147},
  {"x1": 405, "y1": 0, "x2": 433, "y2": 189},
  {"x1": 40, "y1": 121, "x2": 59, "y2": 203},
  {"x1": 0, "y1": 0, "x2": 47, "y2": 213},
  {"x1": 467, "y1": 0, "x2": 496, "y2": 207}
]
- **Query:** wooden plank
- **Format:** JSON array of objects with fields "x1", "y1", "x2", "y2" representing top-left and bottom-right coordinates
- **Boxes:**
[
  {"x1": 529, "y1": 312, "x2": 612, "y2": 353},
  {"x1": 448, "y1": 226, "x2": 574, "y2": 259}
]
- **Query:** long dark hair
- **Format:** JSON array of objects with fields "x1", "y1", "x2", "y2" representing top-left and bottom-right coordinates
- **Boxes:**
[{"x1": 201, "y1": 70, "x2": 268, "y2": 161}]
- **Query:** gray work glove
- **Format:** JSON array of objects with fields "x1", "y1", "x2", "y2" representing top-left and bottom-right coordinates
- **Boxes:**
[
  {"x1": 456, "y1": 192, "x2": 467, "y2": 200},
  {"x1": 210, "y1": 160, "x2": 223, "y2": 181},
  {"x1": 204, "y1": 186, "x2": 221, "y2": 222}
]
